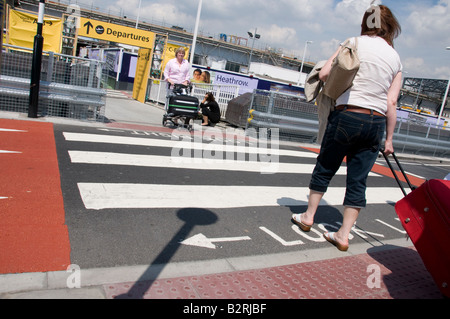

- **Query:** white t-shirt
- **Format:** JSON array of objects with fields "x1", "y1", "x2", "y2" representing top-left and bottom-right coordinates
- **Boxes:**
[{"x1": 336, "y1": 35, "x2": 402, "y2": 115}]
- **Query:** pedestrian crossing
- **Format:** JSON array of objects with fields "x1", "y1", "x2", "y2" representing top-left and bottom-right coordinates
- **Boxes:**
[
  {"x1": 63, "y1": 131, "x2": 406, "y2": 210},
  {"x1": 68, "y1": 151, "x2": 379, "y2": 175},
  {"x1": 78, "y1": 183, "x2": 404, "y2": 210},
  {"x1": 62, "y1": 132, "x2": 317, "y2": 158}
]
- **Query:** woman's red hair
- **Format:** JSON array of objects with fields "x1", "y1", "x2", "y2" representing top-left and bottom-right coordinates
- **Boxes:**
[{"x1": 361, "y1": 5, "x2": 401, "y2": 47}]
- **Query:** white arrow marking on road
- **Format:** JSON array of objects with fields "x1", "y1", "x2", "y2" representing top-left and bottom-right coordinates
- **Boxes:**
[
  {"x1": 180, "y1": 233, "x2": 251, "y2": 249},
  {"x1": 77, "y1": 183, "x2": 406, "y2": 210},
  {"x1": 1, "y1": 128, "x2": 26, "y2": 154},
  {"x1": 0, "y1": 128, "x2": 24, "y2": 200}
]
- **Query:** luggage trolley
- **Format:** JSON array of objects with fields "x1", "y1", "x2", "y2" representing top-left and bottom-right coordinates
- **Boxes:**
[{"x1": 162, "y1": 84, "x2": 200, "y2": 130}]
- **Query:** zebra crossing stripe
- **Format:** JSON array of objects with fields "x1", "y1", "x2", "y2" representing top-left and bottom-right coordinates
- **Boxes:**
[
  {"x1": 63, "y1": 132, "x2": 318, "y2": 159},
  {"x1": 68, "y1": 150, "x2": 380, "y2": 176},
  {"x1": 77, "y1": 183, "x2": 405, "y2": 210}
]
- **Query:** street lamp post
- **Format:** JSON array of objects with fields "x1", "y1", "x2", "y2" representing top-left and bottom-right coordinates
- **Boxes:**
[
  {"x1": 189, "y1": 0, "x2": 202, "y2": 66},
  {"x1": 28, "y1": 0, "x2": 45, "y2": 118},
  {"x1": 135, "y1": 0, "x2": 142, "y2": 28},
  {"x1": 436, "y1": 47, "x2": 450, "y2": 128},
  {"x1": 297, "y1": 40, "x2": 312, "y2": 86},
  {"x1": 247, "y1": 28, "x2": 260, "y2": 73}
]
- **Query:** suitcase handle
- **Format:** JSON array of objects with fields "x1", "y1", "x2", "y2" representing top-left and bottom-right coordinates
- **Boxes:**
[{"x1": 380, "y1": 149, "x2": 416, "y2": 196}]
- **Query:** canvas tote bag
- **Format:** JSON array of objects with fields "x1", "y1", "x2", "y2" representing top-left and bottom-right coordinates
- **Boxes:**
[{"x1": 322, "y1": 37, "x2": 359, "y2": 100}]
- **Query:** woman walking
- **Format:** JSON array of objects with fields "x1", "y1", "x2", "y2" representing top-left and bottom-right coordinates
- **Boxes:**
[{"x1": 292, "y1": 5, "x2": 403, "y2": 251}]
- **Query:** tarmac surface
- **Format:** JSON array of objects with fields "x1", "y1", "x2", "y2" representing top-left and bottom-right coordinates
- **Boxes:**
[{"x1": 0, "y1": 91, "x2": 447, "y2": 302}]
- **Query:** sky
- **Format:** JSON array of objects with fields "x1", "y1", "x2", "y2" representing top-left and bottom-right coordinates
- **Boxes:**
[{"x1": 77, "y1": 0, "x2": 450, "y2": 80}]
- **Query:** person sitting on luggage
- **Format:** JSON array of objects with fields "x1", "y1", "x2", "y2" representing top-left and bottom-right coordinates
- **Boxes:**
[{"x1": 200, "y1": 92, "x2": 220, "y2": 126}]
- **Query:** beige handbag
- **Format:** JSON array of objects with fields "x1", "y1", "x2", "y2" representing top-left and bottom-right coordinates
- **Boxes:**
[{"x1": 322, "y1": 37, "x2": 359, "y2": 100}]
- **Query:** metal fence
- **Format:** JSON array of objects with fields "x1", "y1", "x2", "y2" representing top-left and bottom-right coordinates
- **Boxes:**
[
  {"x1": 246, "y1": 89, "x2": 450, "y2": 158},
  {"x1": 394, "y1": 120, "x2": 450, "y2": 157},
  {"x1": 0, "y1": 44, "x2": 107, "y2": 121},
  {"x1": 246, "y1": 90, "x2": 320, "y2": 143},
  {"x1": 191, "y1": 83, "x2": 240, "y2": 119},
  {"x1": 147, "y1": 80, "x2": 240, "y2": 119}
]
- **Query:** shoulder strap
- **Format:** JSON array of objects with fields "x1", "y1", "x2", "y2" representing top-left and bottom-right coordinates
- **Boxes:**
[
  {"x1": 341, "y1": 37, "x2": 356, "y2": 48},
  {"x1": 341, "y1": 37, "x2": 358, "y2": 53}
]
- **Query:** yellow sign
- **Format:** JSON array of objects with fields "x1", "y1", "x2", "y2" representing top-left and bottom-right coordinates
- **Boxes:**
[
  {"x1": 162, "y1": 43, "x2": 190, "y2": 72},
  {"x1": 132, "y1": 48, "x2": 152, "y2": 103},
  {"x1": 8, "y1": 9, "x2": 62, "y2": 53},
  {"x1": 78, "y1": 17, "x2": 155, "y2": 49}
]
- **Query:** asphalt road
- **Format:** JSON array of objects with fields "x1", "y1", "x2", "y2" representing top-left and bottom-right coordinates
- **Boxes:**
[{"x1": 52, "y1": 118, "x2": 450, "y2": 271}]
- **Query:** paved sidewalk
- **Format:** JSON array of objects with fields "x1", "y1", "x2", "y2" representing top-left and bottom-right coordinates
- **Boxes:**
[
  {"x1": 106, "y1": 244, "x2": 443, "y2": 299},
  {"x1": 0, "y1": 240, "x2": 444, "y2": 299}
]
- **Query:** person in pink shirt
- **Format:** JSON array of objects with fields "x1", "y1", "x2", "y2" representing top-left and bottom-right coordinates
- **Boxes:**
[
  {"x1": 163, "y1": 47, "x2": 191, "y2": 88},
  {"x1": 163, "y1": 47, "x2": 193, "y2": 126}
]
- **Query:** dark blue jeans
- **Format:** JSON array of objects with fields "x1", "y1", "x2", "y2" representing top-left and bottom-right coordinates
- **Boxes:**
[{"x1": 309, "y1": 109, "x2": 386, "y2": 208}]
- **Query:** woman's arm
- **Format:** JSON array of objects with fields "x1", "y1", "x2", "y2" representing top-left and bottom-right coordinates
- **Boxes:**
[
  {"x1": 319, "y1": 46, "x2": 340, "y2": 82},
  {"x1": 182, "y1": 61, "x2": 191, "y2": 85},
  {"x1": 384, "y1": 71, "x2": 402, "y2": 155}
]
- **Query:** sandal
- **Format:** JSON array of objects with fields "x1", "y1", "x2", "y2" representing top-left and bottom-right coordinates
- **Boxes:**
[
  {"x1": 323, "y1": 232, "x2": 349, "y2": 252},
  {"x1": 291, "y1": 213, "x2": 313, "y2": 232}
]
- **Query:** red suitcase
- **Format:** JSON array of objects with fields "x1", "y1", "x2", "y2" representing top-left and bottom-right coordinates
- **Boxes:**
[{"x1": 381, "y1": 151, "x2": 450, "y2": 298}]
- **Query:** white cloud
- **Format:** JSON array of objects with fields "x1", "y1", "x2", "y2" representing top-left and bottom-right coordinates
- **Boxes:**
[
  {"x1": 335, "y1": 0, "x2": 378, "y2": 25},
  {"x1": 395, "y1": 0, "x2": 450, "y2": 78},
  {"x1": 403, "y1": 0, "x2": 450, "y2": 47},
  {"x1": 260, "y1": 25, "x2": 298, "y2": 47},
  {"x1": 432, "y1": 66, "x2": 450, "y2": 80},
  {"x1": 140, "y1": 2, "x2": 192, "y2": 27},
  {"x1": 319, "y1": 39, "x2": 342, "y2": 61},
  {"x1": 104, "y1": 0, "x2": 196, "y2": 28},
  {"x1": 403, "y1": 57, "x2": 425, "y2": 74}
]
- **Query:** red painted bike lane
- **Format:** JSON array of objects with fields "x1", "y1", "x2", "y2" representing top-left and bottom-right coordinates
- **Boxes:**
[{"x1": 0, "y1": 119, "x2": 70, "y2": 274}]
